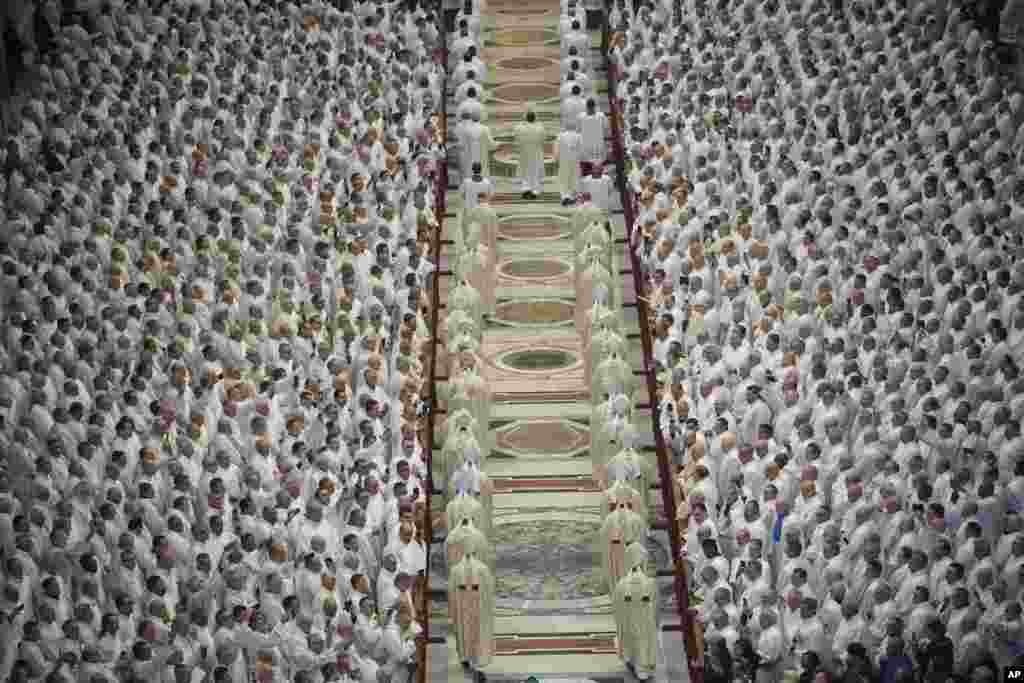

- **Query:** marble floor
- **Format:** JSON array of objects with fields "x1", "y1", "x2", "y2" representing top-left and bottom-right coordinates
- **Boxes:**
[{"x1": 428, "y1": 2, "x2": 689, "y2": 681}]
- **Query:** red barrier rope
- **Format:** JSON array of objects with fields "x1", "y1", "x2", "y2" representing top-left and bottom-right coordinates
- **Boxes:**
[{"x1": 600, "y1": 13, "x2": 704, "y2": 683}]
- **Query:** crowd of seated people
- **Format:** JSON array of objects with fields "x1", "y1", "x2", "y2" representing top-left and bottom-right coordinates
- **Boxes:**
[
  {"x1": 0, "y1": 0, "x2": 459, "y2": 681},
  {"x1": 608, "y1": 0, "x2": 1024, "y2": 681}
]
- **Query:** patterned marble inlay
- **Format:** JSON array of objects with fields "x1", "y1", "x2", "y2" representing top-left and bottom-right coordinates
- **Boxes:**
[
  {"x1": 492, "y1": 29, "x2": 559, "y2": 47},
  {"x1": 494, "y1": 299, "x2": 574, "y2": 326},
  {"x1": 491, "y1": 0, "x2": 555, "y2": 16},
  {"x1": 492, "y1": 82, "x2": 560, "y2": 104},
  {"x1": 493, "y1": 519, "x2": 605, "y2": 601},
  {"x1": 501, "y1": 258, "x2": 570, "y2": 279},
  {"x1": 498, "y1": 56, "x2": 557, "y2": 71},
  {"x1": 501, "y1": 348, "x2": 577, "y2": 371},
  {"x1": 498, "y1": 214, "x2": 569, "y2": 241},
  {"x1": 494, "y1": 418, "x2": 590, "y2": 455},
  {"x1": 482, "y1": 333, "x2": 586, "y2": 398},
  {"x1": 497, "y1": 256, "x2": 574, "y2": 288}
]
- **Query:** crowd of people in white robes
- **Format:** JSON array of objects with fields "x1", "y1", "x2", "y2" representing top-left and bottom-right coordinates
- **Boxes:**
[
  {"x1": 607, "y1": 0, "x2": 1024, "y2": 681},
  {"x1": 0, "y1": 0, "x2": 461, "y2": 681}
]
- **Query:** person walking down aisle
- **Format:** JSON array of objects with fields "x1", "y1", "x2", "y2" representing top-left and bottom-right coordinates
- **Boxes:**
[
  {"x1": 613, "y1": 542, "x2": 659, "y2": 681},
  {"x1": 457, "y1": 111, "x2": 496, "y2": 182},
  {"x1": 556, "y1": 120, "x2": 584, "y2": 205},
  {"x1": 515, "y1": 107, "x2": 547, "y2": 199}
]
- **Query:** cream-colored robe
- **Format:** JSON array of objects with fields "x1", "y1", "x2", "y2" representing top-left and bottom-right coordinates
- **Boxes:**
[
  {"x1": 514, "y1": 120, "x2": 547, "y2": 193},
  {"x1": 463, "y1": 204, "x2": 500, "y2": 267},
  {"x1": 582, "y1": 304, "x2": 622, "y2": 360},
  {"x1": 576, "y1": 257, "x2": 614, "y2": 336},
  {"x1": 573, "y1": 204, "x2": 608, "y2": 244},
  {"x1": 457, "y1": 223, "x2": 496, "y2": 316},
  {"x1": 445, "y1": 519, "x2": 494, "y2": 571},
  {"x1": 613, "y1": 567, "x2": 658, "y2": 677},
  {"x1": 603, "y1": 479, "x2": 646, "y2": 520},
  {"x1": 441, "y1": 428, "x2": 484, "y2": 493},
  {"x1": 440, "y1": 308, "x2": 481, "y2": 348},
  {"x1": 556, "y1": 128, "x2": 583, "y2": 197},
  {"x1": 607, "y1": 446, "x2": 654, "y2": 513},
  {"x1": 592, "y1": 354, "x2": 635, "y2": 401},
  {"x1": 586, "y1": 326, "x2": 629, "y2": 392},
  {"x1": 445, "y1": 493, "x2": 486, "y2": 539},
  {"x1": 450, "y1": 555, "x2": 496, "y2": 666},
  {"x1": 449, "y1": 281, "x2": 483, "y2": 332},
  {"x1": 599, "y1": 507, "x2": 648, "y2": 593},
  {"x1": 451, "y1": 462, "x2": 494, "y2": 541}
]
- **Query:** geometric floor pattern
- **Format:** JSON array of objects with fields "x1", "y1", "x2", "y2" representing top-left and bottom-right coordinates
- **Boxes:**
[{"x1": 428, "y1": 2, "x2": 688, "y2": 681}]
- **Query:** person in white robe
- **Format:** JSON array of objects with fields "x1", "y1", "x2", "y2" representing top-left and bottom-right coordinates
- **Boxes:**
[
  {"x1": 579, "y1": 99, "x2": 608, "y2": 164},
  {"x1": 461, "y1": 163, "x2": 493, "y2": 212},
  {"x1": 456, "y1": 113, "x2": 495, "y2": 180},
  {"x1": 561, "y1": 84, "x2": 587, "y2": 131},
  {"x1": 755, "y1": 609, "x2": 785, "y2": 683},
  {"x1": 580, "y1": 163, "x2": 614, "y2": 212},
  {"x1": 555, "y1": 121, "x2": 584, "y2": 204},
  {"x1": 515, "y1": 109, "x2": 547, "y2": 198}
]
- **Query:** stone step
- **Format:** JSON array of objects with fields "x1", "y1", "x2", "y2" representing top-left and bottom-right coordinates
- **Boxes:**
[
  {"x1": 483, "y1": 652, "x2": 625, "y2": 677},
  {"x1": 492, "y1": 477, "x2": 600, "y2": 493},
  {"x1": 486, "y1": 457, "x2": 593, "y2": 478},
  {"x1": 433, "y1": 635, "x2": 626, "y2": 681},
  {"x1": 495, "y1": 613, "x2": 616, "y2": 636},
  {"x1": 491, "y1": 401, "x2": 592, "y2": 421},
  {"x1": 493, "y1": 489, "x2": 604, "y2": 510}
]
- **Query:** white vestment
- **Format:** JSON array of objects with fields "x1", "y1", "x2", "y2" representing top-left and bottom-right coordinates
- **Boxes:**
[
  {"x1": 556, "y1": 129, "x2": 583, "y2": 198},
  {"x1": 457, "y1": 121, "x2": 495, "y2": 178},
  {"x1": 515, "y1": 121, "x2": 547, "y2": 193},
  {"x1": 579, "y1": 111, "x2": 608, "y2": 162}
]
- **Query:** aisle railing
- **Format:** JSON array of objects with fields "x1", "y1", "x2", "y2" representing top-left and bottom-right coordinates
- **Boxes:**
[{"x1": 600, "y1": 11, "x2": 704, "y2": 683}]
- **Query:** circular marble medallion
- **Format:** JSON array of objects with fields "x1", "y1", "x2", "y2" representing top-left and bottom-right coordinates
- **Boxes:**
[
  {"x1": 500, "y1": 257, "x2": 570, "y2": 279},
  {"x1": 498, "y1": 214, "x2": 569, "y2": 241},
  {"x1": 497, "y1": 56, "x2": 556, "y2": 71},
  {"x1": 496, "y1": 418, "x2": 589, "y2": 454},
  {"x1": 492, "y1": 82, "x2": 560, "y2": 104},
  {"x1": 495, "y1": 299, "x2": 574, "y2": 325},
  {"x1": 492, "y1": 28, "x2": 558, "y2": 47},
  {"x1": 500, "y1": 348, "x2": 578, "y2": 372}
]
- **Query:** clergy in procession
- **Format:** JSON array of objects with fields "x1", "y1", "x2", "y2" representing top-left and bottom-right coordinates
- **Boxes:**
[
  {"x1": 613, "y1": 541, "x2": 658, "y2": 681},
  {"x1": 462, "y1": 192, "x2": 500, "y2": 273},
  {"x1": 450, "y1": 551, "x2": 495, "y2": 683},
  {"x1": 579, "y1": 163, "x2": 614, "y2": 212},
  {"x1": 562, "y1": 84, "x2": 587, "y2": 130},
  {"x1": 446, "y1": 517, "x2": 494, "y2": 572},
  {"x1": 461, "y1": 162, "x2": 494, "y2": 212},
  {"x1": 515, "y1": 108, "x2": 548, "y2": 199},
  {"x1": 599, "y1": 498, "x2": 648, "y2": 593},
  {"x1": 576, "y1": 243, "x2": 615, "y2": 337},
  {"x1": 456, "y1": 114, "x2": 496, "y2": 182},
  {"x1": 457, "y1": 222, "x2": 496, "y2": 319},
  {"x1": 556, "y1": 120, "x2": 585, "y2": 205},
  {"x1": 579, "y1": 98, "x2": 609, "y2": 168}
]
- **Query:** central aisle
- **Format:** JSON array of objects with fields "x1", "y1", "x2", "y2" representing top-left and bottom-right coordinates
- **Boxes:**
[{"x1": 428, "y1": 2, "x2": 689, "y2": 681}]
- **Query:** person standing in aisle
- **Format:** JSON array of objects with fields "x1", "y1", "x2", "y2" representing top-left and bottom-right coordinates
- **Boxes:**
[
  {"x1": 515, "y1": 108, "x2": 547, "y2": 199},
  {"x1": 555, "y1": 120, "x2": 584, "y2": 205}
]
